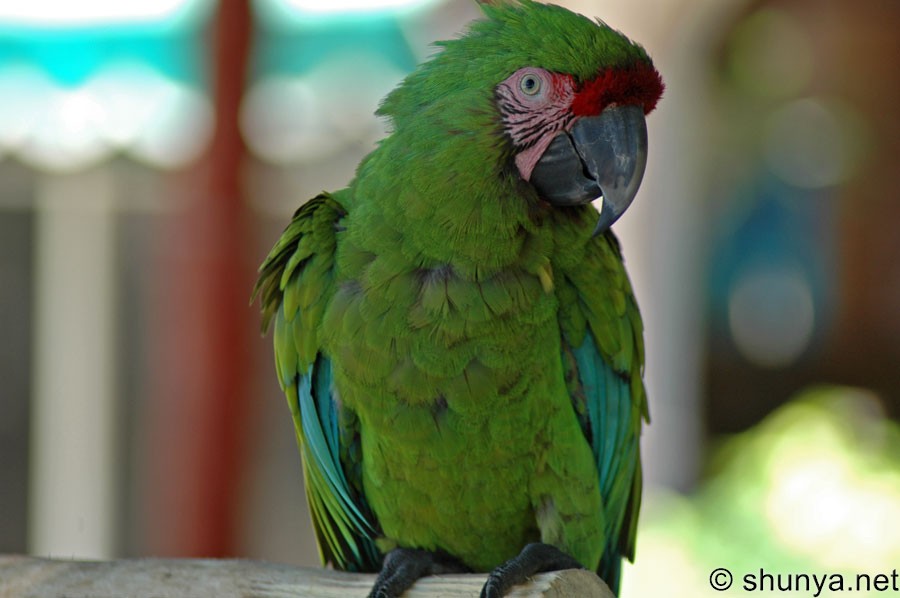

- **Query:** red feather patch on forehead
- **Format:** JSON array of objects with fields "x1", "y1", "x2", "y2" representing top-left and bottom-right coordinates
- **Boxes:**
[{"x1": 571, "y1": 62, "x2": 664, "y2": 117}]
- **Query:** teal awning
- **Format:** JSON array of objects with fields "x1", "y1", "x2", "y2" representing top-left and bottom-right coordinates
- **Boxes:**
[{"x1": 0, "y1": 0, "x2": 213, "y2": 171}]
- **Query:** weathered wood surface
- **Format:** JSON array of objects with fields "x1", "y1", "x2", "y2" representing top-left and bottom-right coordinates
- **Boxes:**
[{"x1": 0, "y1": 556, "x2": 613, "y2": 598}]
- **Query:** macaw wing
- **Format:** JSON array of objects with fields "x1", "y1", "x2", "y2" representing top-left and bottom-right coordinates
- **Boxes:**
[
  {"x1": 558, "y1": 231, "x2": 648, "y2": 592},
  {"x1": 254, "y1": 193, "x2": 380, "y2": 572}
]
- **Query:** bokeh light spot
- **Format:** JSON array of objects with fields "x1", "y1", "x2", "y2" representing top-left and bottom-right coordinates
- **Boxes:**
[
  {"x1": 764, "y1": 97, "x2": 869, "y2": 189},
  {"x1": 728, "y1": 267, "x2": 815, "y2": 368},
  {"x1": 728, "y1": 8, "x2": 813, "y2": 99}
]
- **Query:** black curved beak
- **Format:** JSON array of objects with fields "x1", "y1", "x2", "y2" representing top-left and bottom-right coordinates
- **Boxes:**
[{"x1": 530, "y1": 104, "x2": 648, "y2": 235}]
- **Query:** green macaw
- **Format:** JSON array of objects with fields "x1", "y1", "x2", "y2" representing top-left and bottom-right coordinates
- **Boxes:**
[{"x1": 254, "y1": 2, "x2": 662, "y2": 596}]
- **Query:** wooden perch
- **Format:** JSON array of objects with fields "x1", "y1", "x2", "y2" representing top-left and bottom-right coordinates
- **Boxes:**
[{"x1": 0, "y1": 556, "x2": 613, "y2": 598}]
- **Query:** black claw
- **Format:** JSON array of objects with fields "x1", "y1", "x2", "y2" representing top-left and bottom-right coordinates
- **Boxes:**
[
  {"x1": 368, "y1": 548, "x2": 469, "y2": 598},
  {"x1": 480, "y1": 543, "x2": 585, "y2": 598}
]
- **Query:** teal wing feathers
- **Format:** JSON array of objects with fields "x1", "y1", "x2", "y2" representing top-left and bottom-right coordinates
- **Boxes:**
[
  {"x1": 559, "y1": 231, "x2": 648, "y2": 593},
  {"x1": 254, "y1": 193, "x2": 380, "y2": 571}
]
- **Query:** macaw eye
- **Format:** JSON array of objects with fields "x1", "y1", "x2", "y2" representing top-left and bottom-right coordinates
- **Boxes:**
[{"x1": 519, "y1": 74, "x2": 542, "y2": 96}]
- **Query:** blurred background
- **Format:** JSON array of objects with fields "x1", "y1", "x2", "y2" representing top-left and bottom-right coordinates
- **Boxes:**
[{"x1": 1, "y1": 0, "x2": 898, "y2": 596}]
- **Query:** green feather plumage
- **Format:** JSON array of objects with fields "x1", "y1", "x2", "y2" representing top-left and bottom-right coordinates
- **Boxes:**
[{"x1": 255, "y1": 1, "x2": 652, "y2": 593}]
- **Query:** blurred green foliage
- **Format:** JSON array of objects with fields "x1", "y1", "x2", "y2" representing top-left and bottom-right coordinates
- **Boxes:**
[{"x1": 624, "y1": 386, "x2": 900, "y2": 597}]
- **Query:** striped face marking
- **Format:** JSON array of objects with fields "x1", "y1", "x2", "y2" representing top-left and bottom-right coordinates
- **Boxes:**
[{"x1": 496, "y1": 67, "x2": 575, "y2": 153}]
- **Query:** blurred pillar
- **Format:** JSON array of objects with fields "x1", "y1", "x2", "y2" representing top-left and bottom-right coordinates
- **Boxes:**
[
  {"x1": 29, "y1": 167, "x2": 118, "y2": 557},
  {"x1": 142, "y1": 0, "x2": 253, "y2": 556}
]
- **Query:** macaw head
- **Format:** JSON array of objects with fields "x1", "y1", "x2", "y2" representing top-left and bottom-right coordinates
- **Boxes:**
[
  {"x1": 378, "y1": 0, "x2": 663, "y2": 235},
  {"x1": 494, "y1": 43, "x2": 663, "y2": 234}
]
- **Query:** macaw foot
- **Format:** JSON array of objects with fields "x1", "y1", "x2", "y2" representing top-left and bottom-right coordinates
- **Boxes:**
[
  {"x1": 480, "y1": 543, "x2": 585, "y2": 598},
  {"x1": 367, "y1": 547, "x2": 470, "y2": 598}
]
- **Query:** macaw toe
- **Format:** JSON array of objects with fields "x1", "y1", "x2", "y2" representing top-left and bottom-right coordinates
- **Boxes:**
[
  {"x1": 480, "y1": 543, "x2": 585, "y2": 598},
  {"x1": 368, "y1": 548, "x2": 469, "y2": 598}
]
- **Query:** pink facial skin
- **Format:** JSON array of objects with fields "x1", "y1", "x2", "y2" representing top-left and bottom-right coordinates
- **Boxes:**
[{"x1": 495, "y1": 67, "x2": 576, "y2": 182}]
